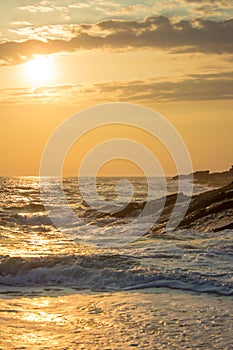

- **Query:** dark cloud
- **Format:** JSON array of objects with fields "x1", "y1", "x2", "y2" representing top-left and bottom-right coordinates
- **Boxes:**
[
  {"x1": 0, "y1": 39, "x2": 55, "y2": 65},
  {"x1": 95, "y1": 72, "x2": 233, "y2": 102},
  {"x1": 0, "y1": 16, "x2": 232, "y2": 65}
]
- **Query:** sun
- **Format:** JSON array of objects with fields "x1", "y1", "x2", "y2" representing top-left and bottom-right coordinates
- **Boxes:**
[{"x1": 23, "y1": 55, "x2": 54, "y2": 87}]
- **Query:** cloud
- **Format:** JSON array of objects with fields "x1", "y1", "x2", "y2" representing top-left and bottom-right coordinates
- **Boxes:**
[
  {"x1": 9, "y1": 21, "x2": 32, "y2": 28},
  {"x1": 1, "y1": 72, "x2": 232, "y2": 104},
  {"x1": 0, "y1": 84, "x2": 87, "y2": 104},
  {"x1": 17, "y1": 5, "x2": 54, "y2": 13},
  {"x1": 95, "y1": 2, "x2": 147, "y2": 16},
  {"x1": 98, "y1": 72, "x2": 233, "y2": 102},
  {"x1": 8, "y1": 24, "x2": 77, "y2": 41},
  {"x1": 183, "y1": 0, "x2": 227, "y2": 3},
  {"x1": 69, "y1": 2, "x2": 91, "y2": 9},
  {"x1": 181, "y1": 0, "x2": 233, "y2": 16},
  {"x1": 1, "y1": 16, "x2": 232, "y2": 65},
  {"x1": 0, "y1": 40, "x2": 57, "y2": 65}
]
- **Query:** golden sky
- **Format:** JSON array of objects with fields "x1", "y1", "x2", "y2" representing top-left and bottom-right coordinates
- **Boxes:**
[{"x1": 0, "y1": 0, "x2": 232, "y2": 176}]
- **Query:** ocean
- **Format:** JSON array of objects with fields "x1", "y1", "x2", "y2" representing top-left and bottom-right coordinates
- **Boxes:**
[{"x1": 0, "y1": 177, "x2": 232, "y2": 349}]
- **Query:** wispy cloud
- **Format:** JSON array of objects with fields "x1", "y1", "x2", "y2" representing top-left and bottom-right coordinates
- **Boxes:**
[
  {"x1": 1, "y1": 17, "x2": 232, "y2": 65},
  {"x1": 9, "y1": 21, "x2": 32, "y2": 28},
  {"x1": 17, "y1": 5, "x2": 54, "y2": 13},
  {"x1": 181, "y1": 0, "x2": 233, "y2": 18},
  {"x1": 69, "y1": 2, "x2": 91, "y2": 9},
  {"x1": 183, "y1": 0, "x2": 228, "y2": 3},
  {"x1": 1, "y1": 72, "x2": 232, "y2": 104},
  {"x1": 95, "y1": 2, "x2": 148, "y2": 16},
  {"x1": 96, "y1": 72, "x2": 233, "y2": 103},
  {"x1": 8, "y1": 24, "x2": 76, "y2": 41},
  {"x1": 0, "y1": 84, "x2": 89, "y2": 104}
]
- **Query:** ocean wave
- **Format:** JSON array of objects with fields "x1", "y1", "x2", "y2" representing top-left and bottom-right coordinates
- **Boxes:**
[
  {"x1": 0, "y1": 255, "x2": 232, "y2": 296},
  {"x1": 0, "y1": 178, "x2": 232, "y2": 297},
  {"x1": 8, "y1": 213, "x2": 52, "y2": 226}
]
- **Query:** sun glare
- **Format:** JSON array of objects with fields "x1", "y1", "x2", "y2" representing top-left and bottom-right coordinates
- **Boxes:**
[{"x1": 24, "y1": 56, "x2": 54, "y2": 87}]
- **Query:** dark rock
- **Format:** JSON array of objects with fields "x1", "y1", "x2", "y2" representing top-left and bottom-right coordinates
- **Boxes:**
[
  {"x1": 149, "y1": 182, "x2": 233, "y2": 234},
  {"x1": 172, "y1": 166, "x2": 233, "y2": 187}
]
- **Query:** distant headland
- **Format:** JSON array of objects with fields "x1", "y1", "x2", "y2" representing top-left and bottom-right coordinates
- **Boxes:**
[{"x1": 173, "y1": 165, "x2": 233, "y2": 187}]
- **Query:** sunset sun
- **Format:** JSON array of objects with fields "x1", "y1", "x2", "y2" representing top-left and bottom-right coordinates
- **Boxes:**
[{"x1": 23, "y1": 56, "x2": 54, "y2": 86}]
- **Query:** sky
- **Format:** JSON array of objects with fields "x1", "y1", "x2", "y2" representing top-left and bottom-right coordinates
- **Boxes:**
[{"x1": 0, "y1": 0, "x2": 232, "y2": 176}]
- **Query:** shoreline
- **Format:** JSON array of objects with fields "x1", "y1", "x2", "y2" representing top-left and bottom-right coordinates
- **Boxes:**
[{"x1": 0, "y1": 287, "x2": 232, "y2": 349}]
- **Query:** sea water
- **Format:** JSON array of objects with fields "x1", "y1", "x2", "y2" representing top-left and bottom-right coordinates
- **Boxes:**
[{"x1": 0, "y1": 177, "x2": 232, "y2": 349}]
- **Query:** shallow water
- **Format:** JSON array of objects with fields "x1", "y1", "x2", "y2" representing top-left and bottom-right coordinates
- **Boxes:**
[{"x1": 0, "y1": 289, "x2": 232, "y2": 350}]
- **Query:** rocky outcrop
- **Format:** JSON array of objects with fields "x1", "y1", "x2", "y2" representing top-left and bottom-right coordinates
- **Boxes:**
[
  {"x1": 149, "y1": 182, "x2": 233, "y2": 234},
  {"x1": 111, "y1": 181, "x2": 233, "y2": 233},
  {"x1": 172, "y1": 166, "x2": 233, "y2": 187},
  {"x1": 178, "y1": 182, "x2": 233, "y2": 232}
]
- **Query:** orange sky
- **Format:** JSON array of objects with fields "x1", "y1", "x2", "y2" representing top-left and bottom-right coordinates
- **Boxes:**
[{"x1": 0, "y1": 1, "x2": 232, "y2": 176}]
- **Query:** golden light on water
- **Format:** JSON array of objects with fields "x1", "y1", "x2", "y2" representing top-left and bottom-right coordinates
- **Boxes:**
[{"x1": 23, "y1": 56, "x2": 55, "y2": 87}]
